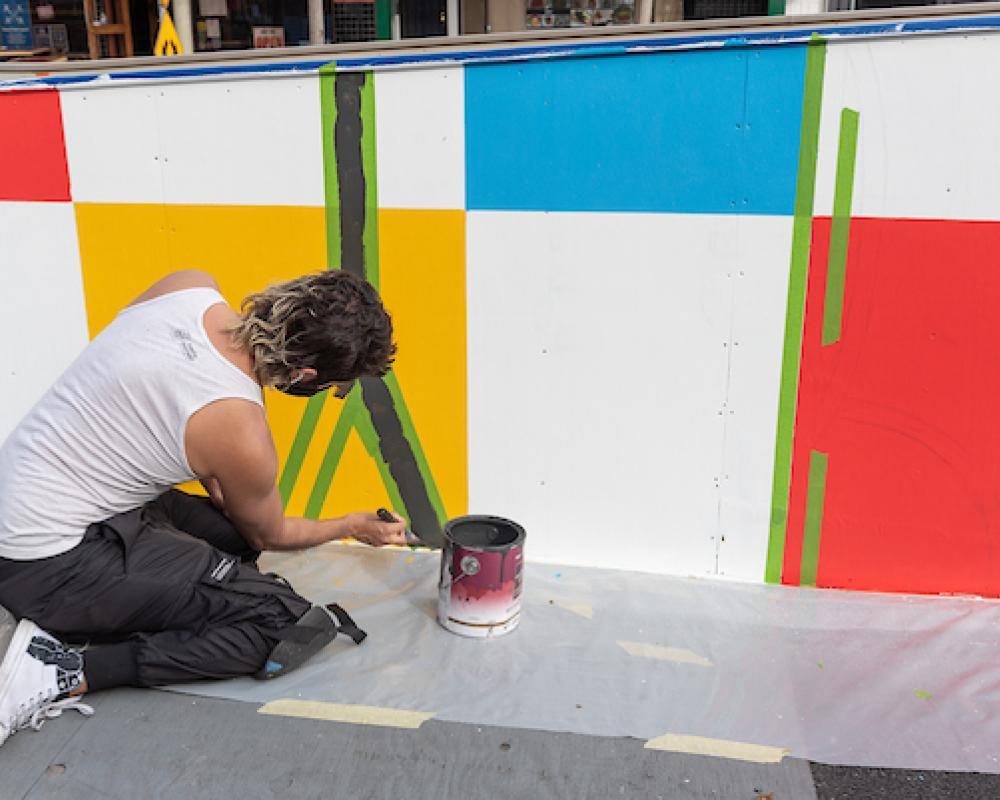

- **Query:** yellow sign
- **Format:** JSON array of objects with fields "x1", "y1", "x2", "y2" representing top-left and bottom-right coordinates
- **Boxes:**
[{"x1": 153, "y1": 2, "x2": 183, "y2": 56}]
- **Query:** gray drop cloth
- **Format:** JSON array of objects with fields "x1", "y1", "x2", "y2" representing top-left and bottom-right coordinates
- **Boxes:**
[{"x1": 166, "y1": 544, "x2": 1000, "y2": 773}]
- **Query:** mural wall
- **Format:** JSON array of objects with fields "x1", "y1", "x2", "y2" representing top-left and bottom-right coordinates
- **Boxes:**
[{"x1": 2, "y1": 19, "x2": 999, "y2": 595}]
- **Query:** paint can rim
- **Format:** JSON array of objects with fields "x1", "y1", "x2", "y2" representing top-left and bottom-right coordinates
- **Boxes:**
[{"x1": 443, "y1": 514, "x2": 526, "y2": 552}]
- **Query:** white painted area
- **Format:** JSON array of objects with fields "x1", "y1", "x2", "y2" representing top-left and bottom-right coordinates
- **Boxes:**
[
  {"x1": 156, "y1": 76, "x2": 324, "y2": 206},
  {"x1": 62, "y1": 77, "x2": 324, "y2": 207},
  {"x1": 0, "y1": 203, "x2": 88, "y2": 445},
  {"x1": 815, "y1": 36, "x2": 1000, "y2": 221},
  {"x1": 467, "y1": 211, "x2": 741, "y2": 578},
  {"x1": 374, "y1": 68, "x2": 464, "y2": 209},
  {"x1": 718, "y1": 217, "x2": 794, "y2": 581},
  {"x1": 61, "y1": 86, "x2": 164, "y2": 204}
]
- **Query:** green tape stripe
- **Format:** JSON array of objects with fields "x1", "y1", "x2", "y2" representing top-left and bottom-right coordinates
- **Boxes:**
[
  {"x1": 360, "y1": 72, "x2": 380, "y2": 289},
  {"x1": 799, "y1": 450, "x2": 829, "y2": 587},
  {"x1": 320, "y1": 62, "x2": 341, "y2": 271},
  {"x1": 304, "y1": 388, "x2": 360, "y2": 519},
  {"x1": 822, "y1": 108, "x2": 860, "y2": 347},
  {"x1": 305, "y1": 68, "x2": 405, "y2": 518},
  {"x1": 765, "y1": 37, "x2": 827, "y2": 584},
  {"x1": 278, "y1": 61, "x2": 341, "y2": 510},
  {"x1": 278, "y1": 392, "x2": 328, "y2": 506},
  {"x1": 383, "y1": 369, "x2": 447, "y2": 524}
]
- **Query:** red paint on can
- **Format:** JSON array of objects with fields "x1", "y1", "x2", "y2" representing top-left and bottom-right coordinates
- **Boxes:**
[{"x1": 438, "y1": 515, "x2": 525, "y2": 638}]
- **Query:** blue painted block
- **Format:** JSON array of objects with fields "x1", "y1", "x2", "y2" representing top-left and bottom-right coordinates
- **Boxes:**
[{"x1": 465, "y1": 46, "x2": 806, "y2": 215}]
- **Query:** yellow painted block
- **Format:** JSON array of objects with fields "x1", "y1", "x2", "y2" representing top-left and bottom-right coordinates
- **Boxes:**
[
  {"x1": 319, "y1": 426, "x2": 394, "y2": 520},
  {"x1": 74, "y1": 203, "x2": 327, "y2": 338},
  {"x1": 73, "y1": 203, "x2": 468, "y2": 525},
  {"x1": 74, "y1": 202, "x2": 328, "y2": 486},
  {"x1": 282, "y1": 392, "x2": 337, "y2": 516},
  {"x1": 378, "y1": 209, "x2": 467, "y2": 520}
]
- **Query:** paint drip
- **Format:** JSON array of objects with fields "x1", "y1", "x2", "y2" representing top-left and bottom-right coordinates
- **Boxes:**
[{"x1": 437, "y1": 515, "x2": 525, "y2": 638}]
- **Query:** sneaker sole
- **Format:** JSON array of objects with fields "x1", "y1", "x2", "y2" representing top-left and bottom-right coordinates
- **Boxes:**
[{"x1": 0, "y1": 619, "x2": 41, "y2": 703}]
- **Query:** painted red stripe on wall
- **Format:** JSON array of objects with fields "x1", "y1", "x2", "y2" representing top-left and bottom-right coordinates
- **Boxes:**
[
  {"x1": 0, "y1": 89, "x2": 70, "y2": 202},
  {"x1": 784, "y1": 217, "x2": 1000, "y2": 596}
]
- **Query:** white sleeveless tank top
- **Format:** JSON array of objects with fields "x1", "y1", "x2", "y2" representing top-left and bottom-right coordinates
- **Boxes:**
[{"x1": 0, "y1": 287, "x2": 263, "y2": 560}]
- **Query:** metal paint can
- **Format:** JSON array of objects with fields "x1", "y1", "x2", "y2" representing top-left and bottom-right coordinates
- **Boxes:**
[{"x1": 437, "y1": 515, "x2": 526, "y2": 638}]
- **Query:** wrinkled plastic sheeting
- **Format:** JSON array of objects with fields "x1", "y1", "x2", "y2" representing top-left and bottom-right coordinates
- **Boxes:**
[{"x1": 168, "y1": 544, "x2": 1000, "y2": 773}]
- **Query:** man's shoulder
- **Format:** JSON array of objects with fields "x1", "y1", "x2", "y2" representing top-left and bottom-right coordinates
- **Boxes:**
[{"x1": 129, "y1": 271, "x2": 220, "y2": 307}]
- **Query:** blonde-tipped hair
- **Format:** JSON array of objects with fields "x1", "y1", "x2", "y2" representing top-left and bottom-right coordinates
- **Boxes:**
[{"x1": 231, "y1": 271, "x2": 395, "y2": 388}]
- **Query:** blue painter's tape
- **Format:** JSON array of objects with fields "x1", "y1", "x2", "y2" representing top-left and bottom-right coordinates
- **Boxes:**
[
  {"x1": 4, "y1": 14, "x2": 1000, "y2": 89},
  {"x1": 465, "y1": 45, "x2": 806, "y2": 215}
]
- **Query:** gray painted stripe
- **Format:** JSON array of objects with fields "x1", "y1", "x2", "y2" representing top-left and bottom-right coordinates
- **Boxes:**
[
  {"x1": 361, "y1": 376, "x2": 444, "y2": 547},
  {"x1": 334, "y1": 72, "x2": 366, "y2": 277},
  {"x1": 333, "y1": 72, "x2": 443, "y2": 547}
]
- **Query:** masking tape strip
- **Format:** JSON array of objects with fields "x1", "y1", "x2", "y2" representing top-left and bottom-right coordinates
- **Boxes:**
[
  {"x1": 645, "y1": 733, "x2": 789, "y2": 764},
  {"x1": 617, "y1": 640, "x2": 713, "y2": 667},
  {"x1": 258, "y1": 699, "x2": 435, "y2": 729}
]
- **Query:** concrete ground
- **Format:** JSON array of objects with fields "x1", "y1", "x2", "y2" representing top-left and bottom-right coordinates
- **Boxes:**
[{"x1": 3, "y1": 688, "x2": 1000, "y2": 799}]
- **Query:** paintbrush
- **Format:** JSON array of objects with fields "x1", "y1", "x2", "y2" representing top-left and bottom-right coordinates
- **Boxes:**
[{"x1": 376, "y1": 507, "x2": 425, "y2": 547}]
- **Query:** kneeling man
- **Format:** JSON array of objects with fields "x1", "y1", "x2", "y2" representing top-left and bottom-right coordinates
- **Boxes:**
[{"x1": 0, "y1": 269, "x2": 406, "y2": 745}]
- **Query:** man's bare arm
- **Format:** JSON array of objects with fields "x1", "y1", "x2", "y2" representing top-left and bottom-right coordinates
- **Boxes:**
[{"x1": 186, "y1": 400, "x2": 406, "y2": 551}]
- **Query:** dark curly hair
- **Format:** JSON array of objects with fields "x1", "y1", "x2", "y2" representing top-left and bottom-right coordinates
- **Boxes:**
[{"x1": 231, "y1": 271, "x2": 396, "y2": 388}]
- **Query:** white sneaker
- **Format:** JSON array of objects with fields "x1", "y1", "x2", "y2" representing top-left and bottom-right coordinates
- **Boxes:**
[{"x1": 0, "y1": 619, "x2": 93, "y2": 746}]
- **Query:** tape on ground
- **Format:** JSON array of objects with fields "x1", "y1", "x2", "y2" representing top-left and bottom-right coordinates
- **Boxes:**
[
  {"x1": 259, "y1": 699, "x2": 434, "y2": 729},
  {"x1": 617, "y1": 640, "x2": 712, "y2": 667},
  {"x1": 645, "y1": 733, "x2": 789, "y2": 764}
]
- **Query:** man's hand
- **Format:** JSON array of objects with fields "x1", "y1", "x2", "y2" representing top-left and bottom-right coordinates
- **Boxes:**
[{"x1": 342, "y1": 511, "x2": 408, "y2": 547}]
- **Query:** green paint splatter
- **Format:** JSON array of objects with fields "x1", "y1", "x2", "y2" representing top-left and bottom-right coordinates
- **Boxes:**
[
  {"x1": 915, "y1": 690, "x2": 932, "y2": 700},
  {"x1": 816, "y1": 662, "x2": 825, "y2": 669}
]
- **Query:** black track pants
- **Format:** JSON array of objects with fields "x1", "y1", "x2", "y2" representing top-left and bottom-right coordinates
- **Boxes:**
[{"x1": 0, "y1": 491, "x2": 311, "y2": 686}]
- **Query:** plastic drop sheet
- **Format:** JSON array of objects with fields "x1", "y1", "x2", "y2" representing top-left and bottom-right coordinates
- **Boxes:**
[{"x1": 168, "y1": 544, "x2": 1000, "y2": 773}]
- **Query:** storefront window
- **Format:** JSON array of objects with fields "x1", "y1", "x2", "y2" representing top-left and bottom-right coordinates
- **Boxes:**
[
  {"x1": 31, "y1": 0, "x2": 88, "y2": 57},
  {"x1": 525, "y1": 0, "x2": 636, "y2": 29}
]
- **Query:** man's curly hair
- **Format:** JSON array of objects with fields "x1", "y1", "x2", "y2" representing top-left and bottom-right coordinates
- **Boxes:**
[{"x1": 231, "y1": 271, "x2": 396, "y2": 388}]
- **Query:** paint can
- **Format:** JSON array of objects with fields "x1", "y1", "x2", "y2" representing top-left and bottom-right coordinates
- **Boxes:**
[{"x1": 437, "y1": 515, "x2": 526, "y2": 638}]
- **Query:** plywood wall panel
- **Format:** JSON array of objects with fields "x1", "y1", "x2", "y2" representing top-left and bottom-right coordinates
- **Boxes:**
[
  {"x1": 0, "y1": 203, "x2": 88, "y2": 444},
  {"x1": 374, "y1": 68, "x2": 464, "y2": 210},
  {"x1": 467, "y1": 210, "x2": 738, "y2": 576},
  {"x1": 814, "y1": 36, "x2": 1000, "y2": 221}
]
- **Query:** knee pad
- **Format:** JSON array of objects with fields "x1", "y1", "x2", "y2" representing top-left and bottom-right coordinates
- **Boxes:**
[{"x1": 256, "y1": 604, "x2": 366, "y2": 680}]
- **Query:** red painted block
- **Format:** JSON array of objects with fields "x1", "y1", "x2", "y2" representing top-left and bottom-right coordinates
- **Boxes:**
[
  {"x1": 0, "y1": 89, "x2": 71, "y2": 202},
  {"x1": 784, "y1": 218, "x2": 1000, "y2": 596}
]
